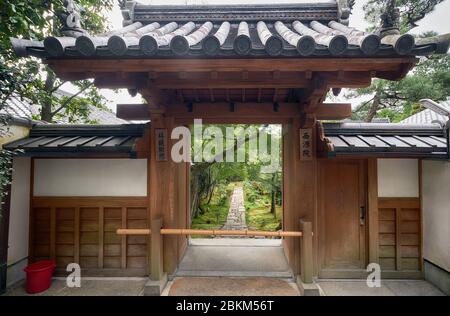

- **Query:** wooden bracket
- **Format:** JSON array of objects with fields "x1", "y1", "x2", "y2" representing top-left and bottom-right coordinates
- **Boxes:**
[
  {"x1": 187, "y1": 102, "x2": 193, "y2": 113},
  {"x1": 273, "y1": 102, "x2": 279, "y2": 112},
  {"x1": 229, "y1": 102, "x2": 235, "y2": 112}
]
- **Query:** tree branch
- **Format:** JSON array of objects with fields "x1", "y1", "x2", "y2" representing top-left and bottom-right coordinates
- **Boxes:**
[{"x1": 51, "y1": 82, "x2": 93, "y2": 116}]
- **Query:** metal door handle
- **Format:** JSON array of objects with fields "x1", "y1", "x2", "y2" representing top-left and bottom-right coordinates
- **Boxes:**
[{"x1": 360, "y1": 206, "x2": 366, "y2": 225}]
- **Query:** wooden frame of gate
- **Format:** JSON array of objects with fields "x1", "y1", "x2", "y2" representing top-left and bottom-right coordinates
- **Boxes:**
[{"x1": 117, "y1": 218, "x2": 313, "y2": 284}]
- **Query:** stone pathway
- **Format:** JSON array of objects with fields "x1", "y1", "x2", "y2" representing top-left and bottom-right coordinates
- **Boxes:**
[{"x1": 221, "y1": 186, "x2": 247, "y2": 230}]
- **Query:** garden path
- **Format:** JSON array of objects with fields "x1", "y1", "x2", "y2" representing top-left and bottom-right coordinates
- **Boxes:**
[{"x1": 221, "y1": 186, "x2": 247, "y2": 230}]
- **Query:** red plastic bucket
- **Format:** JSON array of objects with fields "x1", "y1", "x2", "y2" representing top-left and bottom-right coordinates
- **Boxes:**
[{"x1": 24, "y1": 260, "x2": 56, "y2": 294}]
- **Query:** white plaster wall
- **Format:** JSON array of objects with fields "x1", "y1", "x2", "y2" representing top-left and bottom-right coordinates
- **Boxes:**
[
  {"x1": 377, "y1": 159, "x2": 419, "y2": 198},
  {"x1": 34, "y1": 159, "x2": 147, "y2": 197},
  {"x1": 7, "y1": 157, "x2": 31, "y2": 266},
  {"x1": 0, "y1": 125, "x2": 30, "y2": 148},
  {"x1": 422, "y1": 160, "x2": 450, "y2": 272}
]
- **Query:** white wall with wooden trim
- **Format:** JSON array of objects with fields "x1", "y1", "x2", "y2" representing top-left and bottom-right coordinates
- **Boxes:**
[
  {"x1": 7, "y1": 157, "x2": 31, "y2": 285},
  {"x1": 422, "y1": 160, "x2": 450, "y2": 272},
  {"x1": 377, "y1": 159, "x2": 419, "y2": 198},
  {"x1": 33, "y1": 159, "x2": 148, "y2": 197}
]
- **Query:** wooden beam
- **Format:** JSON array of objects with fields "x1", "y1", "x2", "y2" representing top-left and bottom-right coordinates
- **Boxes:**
[
  {"x1": 315, "y1": 103, "x2": 352, "y2": 120},
  {"x1": 48, "y1": 58, "x2": 417, "y2": 75},
  {"x1": 117, "y1": 104, "x2": 149, "y2": 120},
  {"x1": 117, "y1": 102, "x2": 352, "y2": 121}
]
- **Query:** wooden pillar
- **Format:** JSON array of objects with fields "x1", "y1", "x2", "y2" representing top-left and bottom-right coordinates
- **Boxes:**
[
  {"x1": 300, "y1": 219, "x2": 313, "y2": 284},
  {"x1": 150, "y1": 218, "x2": 163, "y2": 281},
  {"x1": 148, "y1": 114, "x2": 179, "y2": 275},
  {"x1": 367, "y1": 158, "x2": 379, "y2": 264},
  {"x1": 282, "y1": 116, "x2": 318, "y2": 276}
]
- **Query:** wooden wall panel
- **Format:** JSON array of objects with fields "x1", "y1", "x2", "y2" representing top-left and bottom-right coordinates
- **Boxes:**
[
  {"x1": 378, "y1": 198, "x2": 421, "y2": 272},
  {"x1": 30, "y1": 197, "x2": 148, "y2": 276}
]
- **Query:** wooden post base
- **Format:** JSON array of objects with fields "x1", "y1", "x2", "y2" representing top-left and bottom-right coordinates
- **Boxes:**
[
  {"x1": 144, "y1": 273, "x2": 168, "y2": 296},
  {"x1": 296, "y1": 276, "x2": 321, "y2": 296}
]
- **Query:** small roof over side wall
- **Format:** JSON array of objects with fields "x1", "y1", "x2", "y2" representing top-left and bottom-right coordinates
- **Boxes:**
[
  {"x1": 319, "y1": 122, "x2": 449, "y2": 159},
  {"x1": 3, "y1": 124, "x2": 146, "y2": 158}
]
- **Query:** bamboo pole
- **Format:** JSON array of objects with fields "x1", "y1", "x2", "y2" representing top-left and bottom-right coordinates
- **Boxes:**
[
  {"x1": 171, "y1": 21, "x2": 214, "y2": 55},
  {"x1": 257, "y1": 21, "x2": 283, "y2": 56},
  {"x1": 203, "y1": 21, "x2": 231, "y2": 56},
  {"x1": 234, "y1": 21, "x2": 252, "y2": 55},
  {"x1": 327, "y1": 21, "x2": 381, "y2": 55},
  {"x1": 274, "y1": 21, "x2": 315, "y2": 56},
  {"x1": 116, "y1": 228, "x2": 303, "y2": 237},
  {"x1": 293, "y1": 21, "x2": 348, "y2": 56},
  {"x1": 139, "y1": 22, "x2": 195, "y2": 56}
]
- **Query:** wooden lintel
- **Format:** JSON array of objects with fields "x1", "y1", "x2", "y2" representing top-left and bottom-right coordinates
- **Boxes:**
[{"x1": 116, "y1": 102, "x2": 351, "y2": 122}]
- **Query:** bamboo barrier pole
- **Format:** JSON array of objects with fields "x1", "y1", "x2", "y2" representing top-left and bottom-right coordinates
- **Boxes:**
[{"x1": 116, "y1": 228, "x2": 303, "y2": 237}]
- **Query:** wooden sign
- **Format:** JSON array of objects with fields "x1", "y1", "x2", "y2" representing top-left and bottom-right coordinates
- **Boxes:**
[
  {"x1": 300, "y1": 128, "x2": 313, "y2": 161},
  {"x1": 155, "y1": 129, "x2": 168, "y2": 161}
]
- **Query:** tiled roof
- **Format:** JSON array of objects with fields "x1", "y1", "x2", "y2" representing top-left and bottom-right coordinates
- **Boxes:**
[
  {"x1": 321, "y1": 122, "x2": 448, "y2": 159},
  {"x1": 3, "y1": 124, "x2": 146, "y2": 158},
  {"x1": 11, "y1": 3, "x2": 449, "y2": 59},
  {"x1": 401, "y1": 100, "x2": 450, "y2": 125},
  {"x1": 0, "y1": 93, "x2": 127, "y2": 125}
]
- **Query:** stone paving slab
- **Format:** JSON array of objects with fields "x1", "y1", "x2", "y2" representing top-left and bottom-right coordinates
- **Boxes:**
[
  {"x1": 167, "y1": 277, "x2": 300, "y2": 296},
  {"x1": 4, "y1": 278, "x2": 147, "y2": 296},
  {"x1": 317, "y1": 280, "x2": 445, "y2": 296}
]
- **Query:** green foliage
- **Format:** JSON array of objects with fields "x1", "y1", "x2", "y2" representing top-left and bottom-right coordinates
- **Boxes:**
[
  {"x1": 351, "y1": 54, "x2": 450, "y2": 122},
  {"x1": 364, "y1": 0, "x2": 444, "y2": 32},
  {"x1": 0, "y1": 0, "x2": 114, "y2": 123},
  {"x1": 352, "y1": 1, "x2": 449, "y2": 122}
]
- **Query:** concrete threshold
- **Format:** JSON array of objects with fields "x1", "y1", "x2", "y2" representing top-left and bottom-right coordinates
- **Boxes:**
[
  {"x1": 189, "y1": 238, "x2": 282, "y2": 247},
  {"x1": 177, "y1": 239, "x2": 293, "y2": 279}
]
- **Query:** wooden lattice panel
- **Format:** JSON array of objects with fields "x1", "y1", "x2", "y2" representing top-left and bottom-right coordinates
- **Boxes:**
[
  {"x1": 30, "y1": 197, "x2": 149, "y2": 276},
  {"x1": 378, "y1": 198, "x2": 421, "y2": 272}
]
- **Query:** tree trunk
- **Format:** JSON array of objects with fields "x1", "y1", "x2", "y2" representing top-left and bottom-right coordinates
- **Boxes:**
[
  {"x1": 365, "y1": 89, "x2": 381, "y2": 122},
  {"x1": 41, "y1": 70, "x2": 56, "y2": 122},
  {"x1": 270, "y1": 173, "x2": 276, "y2": 216}
]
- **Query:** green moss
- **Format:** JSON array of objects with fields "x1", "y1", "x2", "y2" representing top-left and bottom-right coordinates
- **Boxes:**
[{"x1": 246, "y1": 205, "x2": 282, "y2": 231}]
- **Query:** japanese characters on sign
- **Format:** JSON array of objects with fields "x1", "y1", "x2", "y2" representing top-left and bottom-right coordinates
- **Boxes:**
[
  {"x1": 155, "y1": 129, "x2": 168, "y2": 161},
  {"x1": 300, "y1": 128, "x2": 313, "y2": 161}
]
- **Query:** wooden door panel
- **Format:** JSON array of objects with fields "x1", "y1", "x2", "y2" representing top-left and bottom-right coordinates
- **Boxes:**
[{"x1": 318, "y1": 160, "x2": 366, "y2": 275}]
